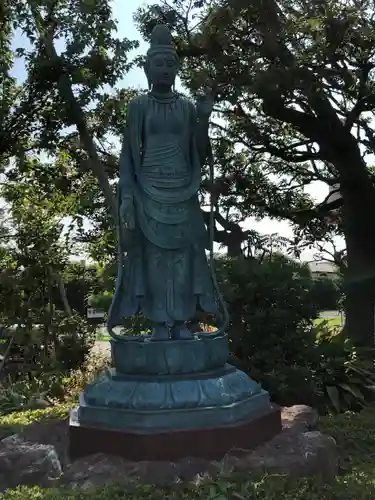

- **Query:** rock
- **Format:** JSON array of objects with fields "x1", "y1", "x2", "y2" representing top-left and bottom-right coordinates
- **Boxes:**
[
  {"x1": 64, "y1": 454, "x2": 223, "y2": 488},
  {"x1": 282, "y1": 405, "x2": 319, "y2": 432},
  {"x1": 136, "y1": 461, "x2": 179, "y2": 486},
  {"x1": 64, "y1": 454, "x2": 182, "y2": 488},
  {"x1": 65, "y1": 455, "x2": 218, "y2": 488},
  {"x1": 5, "y1": 405, "x2": 336, "y2": 489},
  {"x1": 175, "y1": 456, "x2": 222, "y2": 481},
  {"x1": 221, "y1": 406, "x2": 337, "y2": 481},
  {"x1": 230, "y1": 430, "x2": 338, "y2": 481},
  {"x1": 63, "y1": 454, "x2": 139, "y2": 489},
  {"x1": 0, "y1": 434, "x2": 62, "y2": 490},
  {"x1": 18, "y1": 418, "x2": 69, "y2": 468}
]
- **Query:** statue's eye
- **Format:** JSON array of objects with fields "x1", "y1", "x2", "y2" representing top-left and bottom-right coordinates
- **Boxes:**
[{"x1": 153, "y1": 57, "x2": 164, "y2": 66}]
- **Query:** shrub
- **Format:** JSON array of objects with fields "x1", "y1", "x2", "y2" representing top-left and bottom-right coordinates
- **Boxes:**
[
  {"x1": 216, "y1": 255, "x2": 319, "y2": 404},
  {"x1": 52, "y1": 312, "x2": 97, "y2": 371},
  {"x1": 63, "y1": 350, "x2": 110, "y2": 401},
  {"x1": 216, "y1": 253, "x2": 319, "y2": 346},
  {"x1": 0, "y1": 379, "x2": 50, "y2": 415},
  {"x1": 0, "y1": 313, "x2": 96, "y2": 384},
  {"x1": 246, "y1": 321, "x2": 375, "y2": 413},
  {"x1": 311, "y1": 324, "x2": 375, "y2": 413},
  {"x1": 88, "y1": 290, "x2": 152, "y2": 334},
  {"x1": 310, "y1": 274, "x2": 342, "y2": 311},
  {"x1": 215, "y1": 254, "x2": 375, "y2": 413},
  {"x1": 0, "y1": 347, "x2": 109, "y2": 415},
  {"x1": 0, "y1": 373, "x2": 67, "y2": 415}
]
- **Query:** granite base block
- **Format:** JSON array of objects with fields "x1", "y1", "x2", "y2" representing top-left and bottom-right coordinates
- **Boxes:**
[{"x1": 69, "y1": 404, "x2": 282, "y2": 461}]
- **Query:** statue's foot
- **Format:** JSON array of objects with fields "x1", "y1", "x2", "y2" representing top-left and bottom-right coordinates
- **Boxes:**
[
  {"x1": 170, "y1": 324, "x2": 194, "y2": 341},
  {"x1": 150, "y1": 323, "x2": 170, "y2": 341}
]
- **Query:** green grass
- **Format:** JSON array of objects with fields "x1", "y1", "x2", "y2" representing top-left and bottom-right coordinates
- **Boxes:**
[
  {"x1": 313, "y1": 317, "x2": 343, "y2": 328},
  {"x1": 95, "y1": 335, "x2": 110, "y2": 341},
  {"x1": 0, "y1": 406, "x2": 69, "y2": 428},
  {"x1": 1, "y1": 405, "x2": 375, "y2": 499}
]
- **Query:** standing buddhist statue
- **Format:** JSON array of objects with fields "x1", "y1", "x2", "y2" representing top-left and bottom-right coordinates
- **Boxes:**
[{"x1": 108, "y1": 24, "x2": 220, "y2": 341}]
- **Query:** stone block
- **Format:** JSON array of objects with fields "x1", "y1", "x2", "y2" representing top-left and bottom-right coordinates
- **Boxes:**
[{"x1": 69, "y1": 404, "x2": 282, "y2": 462}]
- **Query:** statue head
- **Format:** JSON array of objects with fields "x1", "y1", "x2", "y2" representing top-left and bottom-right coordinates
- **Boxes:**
[{"x1": 145, "y1": 24, "x2": 179, "y2": 90}]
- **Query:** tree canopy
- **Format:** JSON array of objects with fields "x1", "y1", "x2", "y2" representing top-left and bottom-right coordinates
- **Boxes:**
[
  {"x1": 135, "y1": 0, "x2": 375, "y2": 345},
  {"x1": 2, "y1": 0, "x2": 375, "y2": 346}
]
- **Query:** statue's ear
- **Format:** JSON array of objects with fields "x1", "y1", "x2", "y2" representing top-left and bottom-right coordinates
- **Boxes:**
[{"x1": 144, "y1": 63, "x2": 152, "y2": 90}]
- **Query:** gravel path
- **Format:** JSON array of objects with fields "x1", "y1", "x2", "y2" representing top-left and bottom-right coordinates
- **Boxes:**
[{"x1": 92, "y1": 340, "x2": 111, "y2": 356}]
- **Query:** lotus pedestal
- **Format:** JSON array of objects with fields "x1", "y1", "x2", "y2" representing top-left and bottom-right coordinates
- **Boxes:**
[{"x1": 69, "y1": 335, "x2": 281, "y2": 461}]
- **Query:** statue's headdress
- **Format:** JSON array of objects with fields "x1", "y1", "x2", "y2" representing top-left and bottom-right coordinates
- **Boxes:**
[
  {"x1": 145, "y1": 24, "x2": 178, "y2": 90},
  {"x1": 147, "y1": 24, "x2": 177, "y2": 58}
]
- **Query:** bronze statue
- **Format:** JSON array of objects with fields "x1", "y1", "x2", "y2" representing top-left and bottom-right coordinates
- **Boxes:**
[{"x1": 108, "y1": 24, "x2": 222, "y2": 341}]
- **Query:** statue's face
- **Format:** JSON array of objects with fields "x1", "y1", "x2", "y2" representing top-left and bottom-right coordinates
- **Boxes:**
[{"x1": 147, "y1": 51, "x2": 179, "y2": 88}]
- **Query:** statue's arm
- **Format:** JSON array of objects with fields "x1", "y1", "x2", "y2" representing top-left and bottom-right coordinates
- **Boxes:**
[
  {"x1": 193, "y1": 104, "x2": 211, "y2": 167},
  {"x1": 118, "y1": 99, "x2": 141, "y2": 200},
  {"x1": 118, "y1": 125, "x2": 134, "y2": 201}
]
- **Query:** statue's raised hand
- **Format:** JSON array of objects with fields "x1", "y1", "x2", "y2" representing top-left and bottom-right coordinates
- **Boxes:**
[
  {"x1": 196, "y1": 87, "x2": 214, "y2": 119},
  {"x1": 120, "y1": 196, "x2": 135, "y2": 231}
]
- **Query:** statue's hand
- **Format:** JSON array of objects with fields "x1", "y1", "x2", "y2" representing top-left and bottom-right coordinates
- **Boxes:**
[
  {"x1": 196, "y1": 87, "x2": 214, "y2": 119},
  {"x1": 120, "y1": 197, "x2": 135, "y2": 231}
]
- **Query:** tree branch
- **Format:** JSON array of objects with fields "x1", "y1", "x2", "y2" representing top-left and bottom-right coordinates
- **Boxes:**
[{"x1": 28, "y1": 2, "x2": 117, "y2": 226}]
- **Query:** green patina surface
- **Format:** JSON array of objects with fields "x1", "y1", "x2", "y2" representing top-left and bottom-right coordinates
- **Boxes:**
[{"x1": 76, "y1": 25, "x2": 272, "y2": 434}]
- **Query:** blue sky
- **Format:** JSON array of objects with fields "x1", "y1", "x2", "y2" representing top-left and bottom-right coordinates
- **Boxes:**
[
  {"x1": 9, "y1": 0, "x2": 338, "y2": 260},
  {"x1": 10, "y1": 0, "x2": 151, "y2": 87},
  {"x1": 112, "y1": 0, "x2": 151, "y2": 89}
]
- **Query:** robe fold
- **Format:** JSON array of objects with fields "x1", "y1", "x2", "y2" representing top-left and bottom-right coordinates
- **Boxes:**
[{"x1": 108, "y1": 93, "x2": 219, "y2": 327}]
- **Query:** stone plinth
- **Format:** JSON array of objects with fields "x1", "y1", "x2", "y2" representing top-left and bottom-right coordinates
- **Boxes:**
[
  {"x1": 69, "y1": 404, "x2": 281, "y2": 461},
  {"x1": 69, "y1": 334, "x2": 281, "y2": 461}
]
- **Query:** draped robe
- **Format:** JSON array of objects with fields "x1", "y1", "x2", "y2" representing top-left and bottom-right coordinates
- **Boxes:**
[{"x1": 108, "y1": 93, "x2": 219, "y2": 327}]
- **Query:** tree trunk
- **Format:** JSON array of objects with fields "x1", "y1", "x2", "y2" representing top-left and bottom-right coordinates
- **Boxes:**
[
  {"x1": 339, "y1": 152, "x2": 375, "y2": 348},
  {"x1": 54, "y1": 271, "x2": 72, "y2": 317},
  {"x1": 342, "y1": 218, "x2": 375, "y2": 348},
  {"x1": 29, "y1": 5, "x2": 117, "y2": 225},
  {"x1": 227, "y1": 238, "x2": 243, "y2": 257},
  {"x1": 52, "y1": 269, "x2": 76, "y2": 345},
  {"x1": 344, "y1": 279, "x2": 375, "y2": 348},
  {"x1": 227, "y1": 229, "x2": 244, "y2": 257},
  {"x1": 0, "y1": 327, "x2": 15, "y2": 376}
]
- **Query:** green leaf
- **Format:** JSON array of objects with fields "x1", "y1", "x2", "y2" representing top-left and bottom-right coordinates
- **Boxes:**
[
  {"x1": 306, "y1": 17, "x2": 322, "y2": 30},
  {"x1": 339, "y1": 383, "x2": 365, "y2": 401},
  {"x1": 326, "y1": 385, "x2": 341, "y2": 412}
]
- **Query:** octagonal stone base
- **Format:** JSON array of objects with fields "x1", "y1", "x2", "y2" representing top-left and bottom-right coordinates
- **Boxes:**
[
  {"x1": 69, "y1": 404, "x2": 282, "y2": 462},
  {"x1": 75, "y1": 364, "x2": 271, "y2": 432}
]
